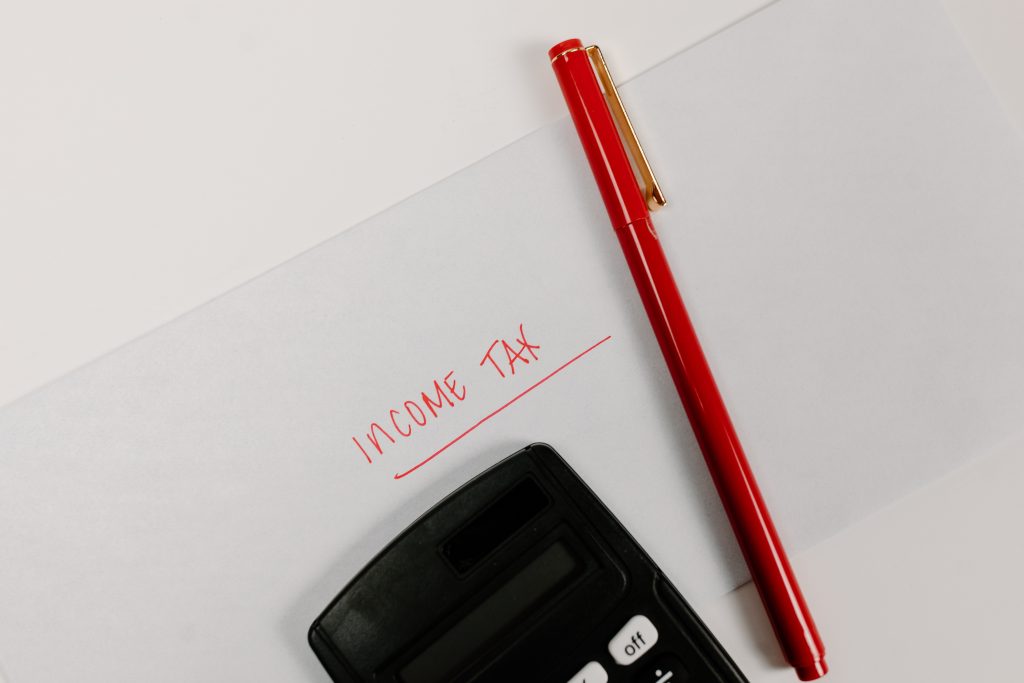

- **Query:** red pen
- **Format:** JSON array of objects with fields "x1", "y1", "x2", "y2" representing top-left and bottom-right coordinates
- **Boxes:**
[{"x1": 549, "y1": 39, "x2": 827, "y2": 680}]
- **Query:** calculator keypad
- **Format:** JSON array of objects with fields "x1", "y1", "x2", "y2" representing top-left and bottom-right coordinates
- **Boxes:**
[
  {"x1": 566, "y1": 661, "x2": 609, "y2": 683},
  {"x1": 634, "y1": 654, "x2": 690, "y2": 682},
  {"x1": 567, "y1": 614, "x2": 673, "y2": 682},
  {"x1": 608, "y1": 614, "x2": 659, "y2": 666}
]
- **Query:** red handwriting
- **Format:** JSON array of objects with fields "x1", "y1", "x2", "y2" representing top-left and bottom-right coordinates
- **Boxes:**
[
  {"x1": 394, "y1": 334, "x2": 612, "y2": 479},
  {"x1": 351, "y1": 371, "x2": 467, "y2": 464},
  {"x1": 479, "y1": 323, "x2": 541, "y2": 378},
  {"x1": 349, "y1": 323, "x2": 609, "y2": 477}
]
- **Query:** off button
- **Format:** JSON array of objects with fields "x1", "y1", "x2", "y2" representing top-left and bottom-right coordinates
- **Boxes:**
[{"x1": 608, "y1": 614, "x2": 659, "y2": 665}]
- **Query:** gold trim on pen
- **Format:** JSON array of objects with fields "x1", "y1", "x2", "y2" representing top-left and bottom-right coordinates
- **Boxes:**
[
  {"x1": 549, "y1": 45, "x2": 588, "y2": 63},
  {"x1": 585, "y1": 45, "x2": 666, "y2": 211}
]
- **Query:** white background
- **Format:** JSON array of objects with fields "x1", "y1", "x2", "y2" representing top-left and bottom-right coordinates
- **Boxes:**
[{"x1": 1, "y1": 1, "x2": 1022, "y2": 681}]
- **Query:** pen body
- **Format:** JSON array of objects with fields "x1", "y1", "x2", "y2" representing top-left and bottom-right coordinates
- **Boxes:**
[
  {"x1": 549, "y1": 39, "x2": 649, "y2": 229},
  {"x1": 617, "y1": 217, "x2": 826, "y2": 680},
  {"x1": 550, "y1": 37, "x2": 827, "y2": 680}
]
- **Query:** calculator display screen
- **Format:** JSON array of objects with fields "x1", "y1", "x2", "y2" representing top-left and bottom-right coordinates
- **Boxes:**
[
  {"x1": 441, "y1": 477, "x2": 550, "y2": 574},
  {"x1": 400, "y1": 541, "x2": 578, "y2": 683}
]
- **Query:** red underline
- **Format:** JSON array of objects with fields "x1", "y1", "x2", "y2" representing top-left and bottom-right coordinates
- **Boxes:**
[{"x1": 393, "y1": 335, "x2": 613, "y2": 479}]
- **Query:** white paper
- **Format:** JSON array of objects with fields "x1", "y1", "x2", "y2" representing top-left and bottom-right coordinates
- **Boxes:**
[{"x1": 3, "y1": 0, "x2": 1024, "y2": 679}]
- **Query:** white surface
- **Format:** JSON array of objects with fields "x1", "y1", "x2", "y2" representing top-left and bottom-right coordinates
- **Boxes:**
[
  {"x1": 696, "y1": 3, "x2": 1024, "y2": 677},
  {"x1": 0, "y1": 0, "x2": 772, "y2": 409},
  {"x1": 941, "y1": 0, "x2": 1024, "y2": 136},
  {"x1": 700, "y1": 432, "x2": 1024, "y2": 682},
  {"x1": 4, "y1": 0, "x2": 1018, "y2": 411},
  {"x1": 2, "y1": 2, "x2": 1023, "y2": 683},
  {"x1": 1, "y1": 1, "x2": 1023, "y2": 680}
]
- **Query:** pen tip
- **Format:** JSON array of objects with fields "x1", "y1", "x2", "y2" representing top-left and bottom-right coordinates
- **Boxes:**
[{"x1": 795, "y1": 658, "x2": 828, "y2": 680}]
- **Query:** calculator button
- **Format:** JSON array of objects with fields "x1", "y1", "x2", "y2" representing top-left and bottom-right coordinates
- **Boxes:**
[
  {"x1": 608, "y1": 614, "x2": 659, "y2": 665},
  {"x1": 633, "y1": 654, "x2": 690, "y2": 682},
  {"x1": 566, "y1": 661, "x2": 609, "y2": 683}
]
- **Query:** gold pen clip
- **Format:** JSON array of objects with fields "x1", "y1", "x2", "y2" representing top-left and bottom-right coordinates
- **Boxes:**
[{"x1": 586, "y1": 45, "x2": 666, "y2": 211}]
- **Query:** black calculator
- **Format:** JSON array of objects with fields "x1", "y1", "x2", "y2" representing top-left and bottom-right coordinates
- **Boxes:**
[{"x1": 309, "y1": 443, "x2": 748, "y2": 682}]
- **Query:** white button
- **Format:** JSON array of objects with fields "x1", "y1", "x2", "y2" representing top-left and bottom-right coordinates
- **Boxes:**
[
  {"x1": 607, "y1": 614, "x2": 659, "y2": 665},
  {"x1": 566, "y1": 661, "x2": 608, "y2": 683}
]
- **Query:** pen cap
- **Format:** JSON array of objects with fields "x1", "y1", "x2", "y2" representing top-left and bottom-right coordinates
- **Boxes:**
[{"x1": 550, "y1": 39, "x2": 650, "y2": 229}]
